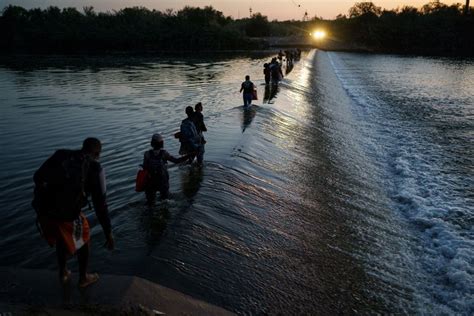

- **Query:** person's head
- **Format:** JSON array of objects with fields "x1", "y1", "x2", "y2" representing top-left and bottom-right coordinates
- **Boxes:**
[
  {"x1": 185, "y1": 106, "x2": 194, "y2": 117},
  {"x1": 82, "y1": 137, "x2": 102, "y2": 160},
  {"x1": 195, "y1": 102, "x2": 202, "y2": 112},
  {"x1": 245, "y1": 75, "x2": 250, "y2": 81},
  {"x1": 151, "y1": 133, "x2": 164, "y2": 149}
]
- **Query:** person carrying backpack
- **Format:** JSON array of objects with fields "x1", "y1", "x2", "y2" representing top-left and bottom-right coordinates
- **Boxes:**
[
  {"x1": 143, "y1": 133, "x2": 190, "y2": 203},
  {"x1": 32, "y1": 137, "x2": 114, "y2": 288}
]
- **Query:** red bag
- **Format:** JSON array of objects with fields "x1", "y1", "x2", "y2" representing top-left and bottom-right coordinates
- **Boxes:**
[
  {"x1": 252, "y1": 89, "x2": 258, "y2": 100},
  {"x1": 135, "y1": 169, "x2": 148, "y2": 192}
]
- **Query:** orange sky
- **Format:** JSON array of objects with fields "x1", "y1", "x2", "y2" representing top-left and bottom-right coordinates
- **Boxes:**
[{"x1": 1, "y1": 1, "x2": 464, "y2": 20}]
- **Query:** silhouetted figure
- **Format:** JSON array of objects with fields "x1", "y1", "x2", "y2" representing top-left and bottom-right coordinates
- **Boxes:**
[
  {"x1": 143, "y1": 133, "x2": 190, "y2": 203},
  {"x1": 286, "y1": 62, "x2": 294, "y2": 75},
  {"x1": 192, "y1": 102, "x2": 207, "y2": 145},
  {"x1": 285, "y1": 50, "x2": 293, "y2": 67},
  {"x1": 270, "y1": 58, "x2": 283, "y2": 85},
  {"x1": 263, "y1": 63, "x2": 271, "y2": 84},
  {"x1": 32, "y1": 137, "x2": 114, "y2": 288},
  {"x1": 278, "y1": 50, "x2": 284, "y2": 63},
  {"x1": 240, "y1": 75, "x2": 255, "y2": 107},
  {"x1": 295, "y1": 48, "x2": 302, "y2": 61},
  {"x1": 180, "y1": 106, "x2": 204, "y2": 165}
]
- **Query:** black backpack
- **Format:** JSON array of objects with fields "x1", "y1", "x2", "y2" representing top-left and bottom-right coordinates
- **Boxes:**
[
  {"x1": 32, "y1": 149, "x2": 90, "y2": 221},
  {"x1": 147, "y1": 149, "x2": 167, "y2": 179}
]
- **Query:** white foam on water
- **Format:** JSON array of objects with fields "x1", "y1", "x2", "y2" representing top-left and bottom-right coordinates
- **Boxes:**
[{"x1": 325, "y1": 51, "x2": 474, "y2": 314}]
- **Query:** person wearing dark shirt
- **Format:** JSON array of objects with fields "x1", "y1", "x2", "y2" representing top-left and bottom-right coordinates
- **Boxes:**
[
  {"x1": 239, "y1": 75, "x2": 255, "y2": 107},
  {"x1": 33, "y1": 137, "x2": 114, "y2": 288},
  {"x1": 270, "y1": 58, "x2": 284, "y2": 84}
]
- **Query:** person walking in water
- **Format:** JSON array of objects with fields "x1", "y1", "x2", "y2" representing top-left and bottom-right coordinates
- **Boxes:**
[
  {"x1": 143, "y1": 133, "x2": 190, "y2": 203},
  {"x1": 179, "y1": 106, "x2": 204, "y2": 165},
  {"x1": 32, "y1": 137, "x2": 114, "y2": 288},
  {"x1": 270, "y1": 58, "x2": 283, "y2": 85},
  {"x1": 263, "y1": 63, "x2": 271, "y2": 85},
  {"x1": 240, "y1": 75, "x2": 255, "y2": 107},
  {"x1": 192, "y1": 102, "x2": 207, "y2": 145}
]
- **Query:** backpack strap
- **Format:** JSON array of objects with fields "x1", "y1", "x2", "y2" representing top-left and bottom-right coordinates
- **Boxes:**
[{"x1": 71, "y1": 150, "x2": 89, "y2": 203}]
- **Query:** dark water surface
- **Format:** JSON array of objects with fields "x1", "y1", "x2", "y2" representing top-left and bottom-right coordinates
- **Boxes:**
[{"x1": 0, "y1": 51, "x2": 472, "y2": 314}]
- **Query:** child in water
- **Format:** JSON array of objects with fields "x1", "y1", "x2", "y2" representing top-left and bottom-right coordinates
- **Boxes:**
[{"x1": 143, "y1": 133, "x2": 190, "y2": 203}]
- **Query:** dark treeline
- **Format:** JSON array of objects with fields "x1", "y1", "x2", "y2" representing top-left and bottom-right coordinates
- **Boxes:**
[
  {"x1": 0, "y1": 5, "x2": 260, "y2": 53},
  {"x1": 319, "y1": 1, "x2": 474, "y2": 56},
  {"x1": 1, "y1": 2, "x2": 473, "y2": 56}
]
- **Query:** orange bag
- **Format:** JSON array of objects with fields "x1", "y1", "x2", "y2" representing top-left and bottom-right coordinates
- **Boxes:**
[{"x1": 135, "y1": 169, "x2": 148, "y2": 192}]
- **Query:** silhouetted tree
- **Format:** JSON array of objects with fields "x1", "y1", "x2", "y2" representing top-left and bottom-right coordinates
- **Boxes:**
[
  {"x1": 349, "y1": 2, "x2": 382, "y2": 17},
  {"x1": 244, "y1": 13, "x2": 271, "y2": 37}
]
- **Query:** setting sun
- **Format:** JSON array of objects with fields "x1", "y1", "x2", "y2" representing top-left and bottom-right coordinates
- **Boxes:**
[{"x1": 311, "y1": 30, "x2": 326, "y2": 40}]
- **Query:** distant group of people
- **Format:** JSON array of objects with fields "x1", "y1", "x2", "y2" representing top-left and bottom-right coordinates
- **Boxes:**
[
  {"x1": 239, "y1": 49, "x2": 303, "y2": 107},
  {"x1": 32, "y1": 103, "x2": 207, "y2": 288},
  {"x1": 264, "y1": 49, "x2": 302, "y2": 85},
  {"x1": 283, "y1": 48, "x2": 301, "y2": 67},
  {"x1": 263, "y1": 58, "x2": 284, "y2": 85}
]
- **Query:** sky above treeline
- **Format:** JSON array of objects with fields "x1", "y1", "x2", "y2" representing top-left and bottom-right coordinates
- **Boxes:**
[{"x1": 0, "y1": 0, "x2": 463, "y2": 20}]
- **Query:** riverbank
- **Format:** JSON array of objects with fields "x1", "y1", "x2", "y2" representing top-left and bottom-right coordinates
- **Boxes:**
[{"x1": 0, "y1": 267, "x2": 233, "y2": 315}]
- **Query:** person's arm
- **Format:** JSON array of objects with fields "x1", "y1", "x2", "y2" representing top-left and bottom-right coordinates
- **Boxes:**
[
  {"x1": 239, "y1": 83, "x2": 244, "y2": 92},
  {"x1": 163, "y1": 150, "x2": 190, "y2": 164},
  {"x1": 87, "y1": 162, "x2": 114, "y2": 250}
]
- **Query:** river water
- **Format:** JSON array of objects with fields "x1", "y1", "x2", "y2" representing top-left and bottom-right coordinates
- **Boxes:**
[{"x1": 0, "y1": 51, "x2": 472, "y2": 314}]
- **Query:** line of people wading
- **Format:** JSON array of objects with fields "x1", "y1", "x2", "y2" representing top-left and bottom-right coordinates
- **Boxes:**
[
  {"x1": 31, "y1": 50, "x2": 302, "y2": 288},
  {"x1": 32, "y1": 103, "x2": 206, "y2": 287},
  {"x1": 264, "y1": 49, "x2": 301, "y2": 85},
  {"x1": 239, "y1": 48, "x2": 301, "y2": 108},
  {"x1": 241, "y1": 49, "x2": 302, "y2": 107}
]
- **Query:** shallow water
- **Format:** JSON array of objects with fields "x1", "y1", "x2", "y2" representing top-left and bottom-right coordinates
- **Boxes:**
[{"x1": 0, "y1": 51, "x2": 472, "y2": 314}]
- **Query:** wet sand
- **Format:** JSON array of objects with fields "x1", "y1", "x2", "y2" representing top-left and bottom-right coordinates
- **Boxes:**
[{"x1": 0, "y1": 267, "x2": 233, "y2": 315}]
